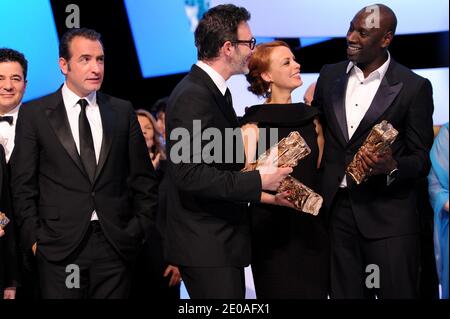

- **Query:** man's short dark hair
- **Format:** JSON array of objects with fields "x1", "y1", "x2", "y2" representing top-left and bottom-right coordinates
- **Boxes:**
[
  {"x1": 59, "y1": 28, "x2": 103, "y2": 60},
  {"x1": 0, "y1": 48, "x2": 28, "y2": 79},
  {"x1": 195, "y1": 4, "x2": 250, "y2": 60}
]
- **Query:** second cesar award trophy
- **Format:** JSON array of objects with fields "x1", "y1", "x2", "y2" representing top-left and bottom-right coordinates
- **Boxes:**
[
  {"x1": 346, "y1": 120, "x2": 399, "y2": 184},
  {"x1": 243, "y1": 131, "x2": 323, "y2": 215}
]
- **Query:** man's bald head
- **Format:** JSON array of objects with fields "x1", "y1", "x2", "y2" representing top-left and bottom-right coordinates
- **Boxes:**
[{"x1": 356, "y1": 4, "x2": 397, "y2": 36}]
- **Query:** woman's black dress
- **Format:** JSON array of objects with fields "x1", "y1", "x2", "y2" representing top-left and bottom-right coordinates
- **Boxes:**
[{"x1": 241, "y1": 103, "x2": 329, "y2": 298}]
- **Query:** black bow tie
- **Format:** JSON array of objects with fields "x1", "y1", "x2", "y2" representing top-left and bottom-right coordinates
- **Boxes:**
[{"x1": 0, "y1": 116, "x2": 13, "y2": 125}]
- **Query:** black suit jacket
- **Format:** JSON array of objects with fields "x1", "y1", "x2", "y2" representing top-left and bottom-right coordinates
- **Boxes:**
[
  {"x1": 11, "y1": 89, "x2": 158, "y2": 263},
  {"x1": 313, "y1": 59, "x2": 434, "y2": 239},
  {"x1": 0, "y1": 145, "x2": 20, "y2": 289},
  {"x1": 164, "y1": 65, "x2": 261, "y2": 267}
]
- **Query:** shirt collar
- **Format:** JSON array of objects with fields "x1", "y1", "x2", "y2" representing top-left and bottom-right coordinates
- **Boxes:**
[
  {"x1": 196, "y1": 60, "x2": 228, "y2": 95},
  {"x1": 346, "y1": 51, "x2": 391, "y2": 80},
  {"x1": 2, "y1": 103, "x2": 21, "y2": 119},
  {"x1": 0, "y1": 104, "x2": 21, "y2": 127},
  {"x1": 62, "y1": 82, "x2": 97, "y2": 109}
]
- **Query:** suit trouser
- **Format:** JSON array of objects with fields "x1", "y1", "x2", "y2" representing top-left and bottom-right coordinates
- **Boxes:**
[
  {"x1": 130, "y1": 237, "x2": 180, "y2": 300},
  {"x1": 180, "y1": 266, "x2": 245, "y2": 299},
  {"x1": 36, "y1": 221, "x2": 131, "y2": 299},
  {"x1": 15, "y1": 249, "x2": 40, "y2": 299},
  {"x1": 329, "y1": 189, "x2": 420, "y2": 299}
]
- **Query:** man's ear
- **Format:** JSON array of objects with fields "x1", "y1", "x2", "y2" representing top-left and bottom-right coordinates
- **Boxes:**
[
  {"x1": 59, "y1": 57, "x2": 69, "y2": 75},
  {"x1": 381, "y1": 31, "x2": 393, "y2": 48},
  {"x1": 222, "y1": 40, "x2": 234, "y2": 57}
]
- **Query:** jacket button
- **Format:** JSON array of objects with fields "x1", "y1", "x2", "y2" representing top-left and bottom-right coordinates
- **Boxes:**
[{"x1": 91, "y1": 192, "x2": 95, "y2": 196}]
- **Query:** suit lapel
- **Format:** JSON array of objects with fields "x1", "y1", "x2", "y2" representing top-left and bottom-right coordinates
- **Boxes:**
[
  {"x1": 191, "y1": 65, "x2": 240, "y2": 127},
  {"x1": 45, "y1": 91, "x2": 87, "y2": 178},
  {"x1": 349, "y1": 65, "x2": 403, "y2": 145},
  {"x1": 0, "y1": 145, "x2": 5, "y2": 197},
  {"x1": 94, "y1": 93, "x2": 114, "y2": 183},
  {"x1": 331, "y1": 73, "x2": 350, "y2": 145}
]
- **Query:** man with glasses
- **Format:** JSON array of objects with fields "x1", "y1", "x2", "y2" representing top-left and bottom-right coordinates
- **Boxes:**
[{"x1": 165, "y1": 4, "x2": 292, "y2": 298}]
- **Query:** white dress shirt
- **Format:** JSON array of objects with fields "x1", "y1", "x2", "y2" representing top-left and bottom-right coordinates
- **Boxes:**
[
  {"x1": 340, "y1": 52, "x2": 391, "y2": 188},
  {"x1": 196, "y1": 60, "x2": 228, "y2": 95},
  {"x1": 62, "y1": 83, "x2": 103, "y2": 220},
  {"x1": 0, "y1": 104, "x2": 20, "y2": 162}
]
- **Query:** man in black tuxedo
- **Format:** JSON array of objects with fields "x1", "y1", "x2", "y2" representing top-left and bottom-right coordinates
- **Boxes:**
[
  {"x1": 11, "y1": 28, "x2": 158, "y2": 298},
  {"x1": 0, "y1": 144, "x2": 20, "y2": 299},
  {"x1": 165, "y1": 4, "x2": 292, "y2": 299},
  {"x1": 313, "y1": 4, "x2": 434, "y2": 298},
  {"x1": 0, "y1": 48, "x2": 29, "y2": 299}
]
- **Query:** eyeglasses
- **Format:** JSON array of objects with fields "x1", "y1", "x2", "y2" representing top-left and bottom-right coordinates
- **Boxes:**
[{"x1": 231, "y1": 37, "x2": 256, "y2": 50}]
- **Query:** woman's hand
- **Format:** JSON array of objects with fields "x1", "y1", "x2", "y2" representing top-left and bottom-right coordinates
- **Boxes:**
[
  {"x1": 274, "y1": 191, "x2": 296, "y2": 209},
  {"x1": 261, "y1": 191, "x2": 296, "y2": 209}
]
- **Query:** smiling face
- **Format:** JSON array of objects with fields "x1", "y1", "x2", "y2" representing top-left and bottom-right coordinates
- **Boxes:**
[
  {"x1": 0, "y1": 61, "x2": 27, "y2": 114},
  {"x1": 263, "y1": 46, "x2": 302, "y2": 93},
  {"x1": 346, "y1": 8, "x2": 393, "y2": 74},
  {"x1": 59, "y1": 36, "x2": 104, "y2": 97}
]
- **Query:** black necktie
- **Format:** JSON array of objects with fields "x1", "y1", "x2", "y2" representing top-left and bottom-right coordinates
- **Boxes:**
[
  {"x1": 78, "y1": 99, "x2": 96, "y2": 182},
  {"x1": 225, "y1": 88, "x2": 233, "y2": 109},
  {"x1": 0, "y1": 116, "x2": 13, "y2": 125},
  {"x1": 224, "y1": 88, "x2": 238, "y2": 120}
]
